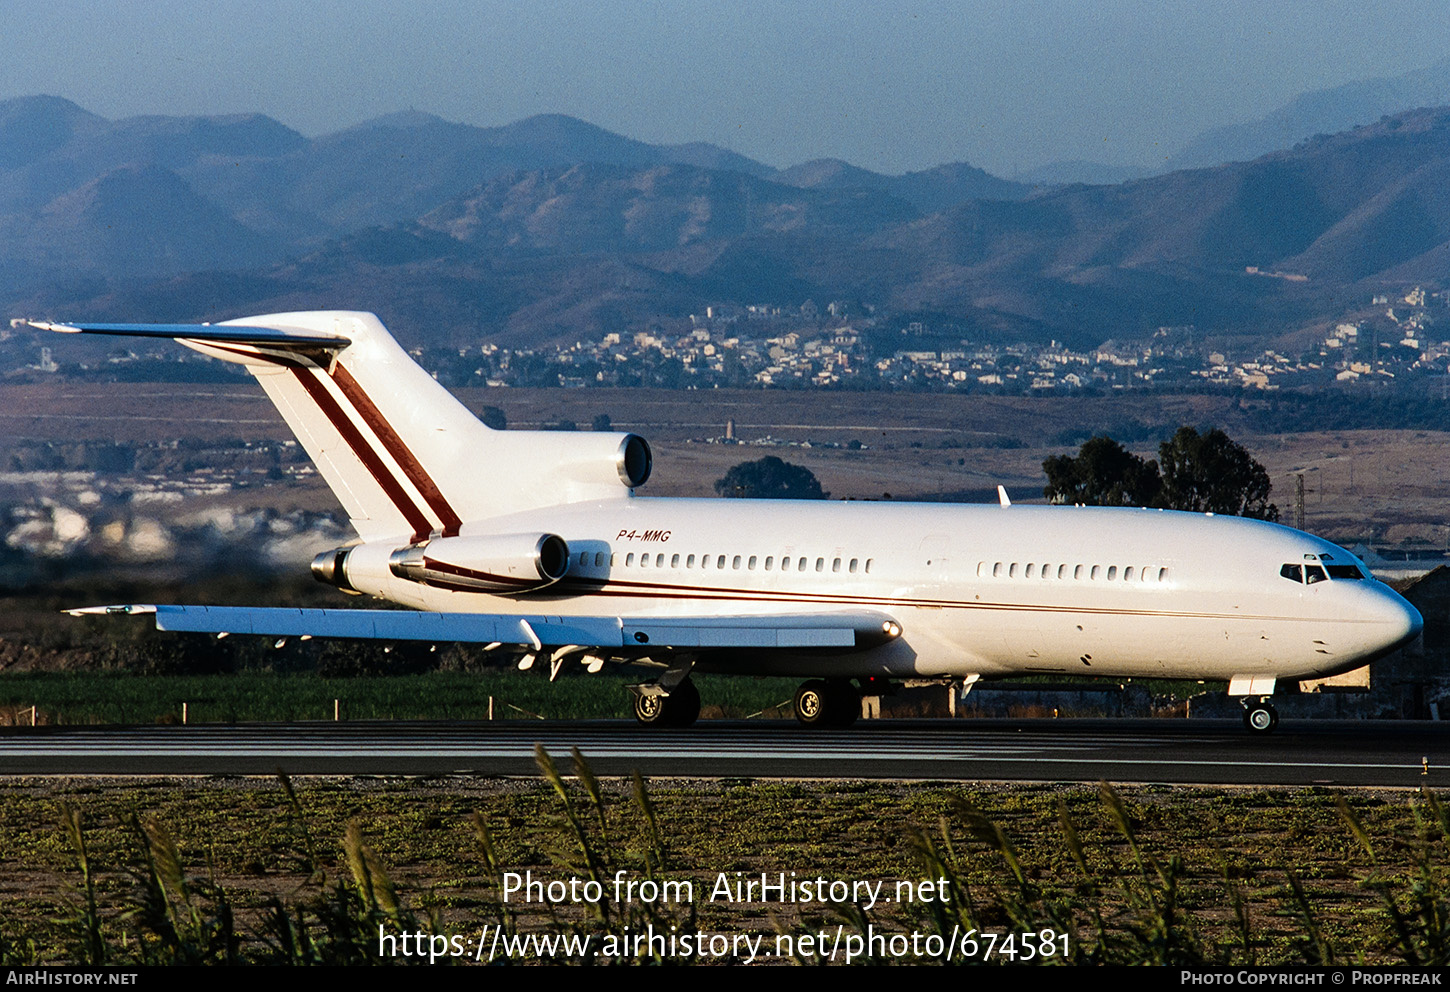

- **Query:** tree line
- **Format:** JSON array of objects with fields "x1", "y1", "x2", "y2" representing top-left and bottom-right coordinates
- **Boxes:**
[
  {"x1": 1043, "y1": 426, "x2": 1278, "y2": 520},
  {"x1": 711, "y1": 426, "x2": 1277, "y2": 522}
]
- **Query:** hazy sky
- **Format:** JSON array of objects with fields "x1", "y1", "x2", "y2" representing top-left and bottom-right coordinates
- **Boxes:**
[{"x1": 6, "y1": 1, "x2": 1449, "y2": 176}]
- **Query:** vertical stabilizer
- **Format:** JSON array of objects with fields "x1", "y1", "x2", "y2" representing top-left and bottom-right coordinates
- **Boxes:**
[{"x1": 26, "y1": 312, "x2": 650, "y2": 541}]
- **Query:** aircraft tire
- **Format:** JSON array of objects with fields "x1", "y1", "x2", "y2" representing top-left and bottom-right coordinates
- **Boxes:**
[
  {"x1": 666, "y1": 678, "x2": 700, "y2": 728},
  {"x1": 1242, "y1": 703, "x2": 1278, "y2": 734},
  {"x1": 633, "y1": 679, "x2": 701, "y2": 727},
  {"x1": 634, "y1": 690, "x2": 669, "y2": 726},
  {"x1": 824, "y1": 680, "x2": 860, "y2": 728},
  {"x1": 794, "y1": 680, "x2": 831, "y2": 726}
]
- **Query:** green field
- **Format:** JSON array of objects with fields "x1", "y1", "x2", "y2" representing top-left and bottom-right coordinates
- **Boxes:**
[
  {"x1": 3, "y1": 764, "x2": 1449, "y2": 966},
  {"x1": 0, "y1": 670, "x2": 801, "y2": 725}
]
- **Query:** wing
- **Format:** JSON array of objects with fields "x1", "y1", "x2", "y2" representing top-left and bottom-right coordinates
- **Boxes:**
[{"x1": 70, "y1": 604, "x2": 902, "y2": 651}]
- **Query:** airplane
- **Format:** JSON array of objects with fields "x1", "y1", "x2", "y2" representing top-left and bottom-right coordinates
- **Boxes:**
[{"x1": 18, "y1": 311, "x2": 1422, "y2": 733}]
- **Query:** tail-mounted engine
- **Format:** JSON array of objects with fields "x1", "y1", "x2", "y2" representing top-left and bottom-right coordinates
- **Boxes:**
[{"x1": 386, "y1": 532, "x2": 570, "y2": 594}]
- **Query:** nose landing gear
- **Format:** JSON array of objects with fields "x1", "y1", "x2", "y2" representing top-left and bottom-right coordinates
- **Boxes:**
[{"x1": 1242, "y1": 698, "x2": 1279, "y2": 734}]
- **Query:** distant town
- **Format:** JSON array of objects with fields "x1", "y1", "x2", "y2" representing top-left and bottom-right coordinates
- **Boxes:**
[{"x1": 9, "y1": 285, "x2": 1450, "y2": 396}]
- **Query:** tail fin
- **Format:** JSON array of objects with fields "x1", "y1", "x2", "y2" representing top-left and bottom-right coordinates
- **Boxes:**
[{"x1": 23, "y1": 312, "x2": 650, "y2": 541}]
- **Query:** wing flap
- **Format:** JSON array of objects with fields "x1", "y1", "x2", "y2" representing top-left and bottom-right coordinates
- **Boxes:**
[{"x1": 68, "y1": 605, "x2": 899, "y2": 651}]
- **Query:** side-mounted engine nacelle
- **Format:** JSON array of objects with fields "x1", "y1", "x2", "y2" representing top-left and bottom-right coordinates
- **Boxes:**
[{"x1": 386, "y1": 533, "x2": 570, "y2": 594}]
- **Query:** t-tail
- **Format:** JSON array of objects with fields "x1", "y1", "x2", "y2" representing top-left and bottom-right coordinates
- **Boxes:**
[{"x1": 16, "y1": 312, "x2": 651, "y2": 543}]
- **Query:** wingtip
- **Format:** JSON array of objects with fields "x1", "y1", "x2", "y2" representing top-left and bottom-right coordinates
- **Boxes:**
[
  {"x1": 65, "y1": 604, "x2": 158, "y2": 617},
  {"x1": 12, "y1": 319, "x2": 76, "y2": 333}
]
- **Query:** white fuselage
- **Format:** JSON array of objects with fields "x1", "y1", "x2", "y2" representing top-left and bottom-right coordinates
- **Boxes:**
[
  {"x1": 38, "y1": 311, "x2": 1419, "y2": 693},
  {"x1": 337, "y1": 497, "x2": 1422, "y2": 683}
]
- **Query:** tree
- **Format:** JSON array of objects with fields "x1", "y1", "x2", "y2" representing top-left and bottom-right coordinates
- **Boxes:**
[
  {"x1": 1158, "y1": 426, "x2": 1278, "y2": 520},
  {"x1": 1043, "y1": 436, "x2": 1163, "y2": 507},
  {"x1": 714, "y1": 456, "x2": 828, "y2": 499}
]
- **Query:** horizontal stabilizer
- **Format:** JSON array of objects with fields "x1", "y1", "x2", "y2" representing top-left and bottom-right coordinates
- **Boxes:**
[
  {"x1": 68, "y1": 604, "x2": 900, "y2": 651},
  {"x1": 13, "y1": 320, "x2": 350, "y2": 350}
]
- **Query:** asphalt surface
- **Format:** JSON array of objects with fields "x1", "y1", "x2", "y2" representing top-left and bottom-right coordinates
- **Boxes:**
[{"x1": 3, "y1": 718, "x2": 1448, "y2": 785}]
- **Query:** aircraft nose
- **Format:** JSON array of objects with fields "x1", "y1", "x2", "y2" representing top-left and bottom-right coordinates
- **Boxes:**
[{"x1": 1373, "y1": 588, "x2": 1422, "y2": 655}]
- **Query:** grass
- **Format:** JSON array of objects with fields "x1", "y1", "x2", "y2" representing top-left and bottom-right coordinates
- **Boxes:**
[
  {"x1": 0, "y1": 670, "x2": 801, "y2": 725},
  {"x1": 5, "y1": 763, "x2": 1450, "y2": 965}
]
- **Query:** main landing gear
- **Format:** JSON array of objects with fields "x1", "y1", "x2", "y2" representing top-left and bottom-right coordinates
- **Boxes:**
[
  {"x1": 793, "y1": 679, "x2": 861, "y2": 728},
  {"x1": 631, "y1": 677, "x2": 700, "y2": 727},
  {"x1": 630, "y1": 674, "x2": 865, "y2": 728},
  {"x1": 1241, "y1": 698, "x2": 1279, "y2": 734}
]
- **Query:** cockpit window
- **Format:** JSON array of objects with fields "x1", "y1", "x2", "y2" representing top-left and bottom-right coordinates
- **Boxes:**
[{"x1": 1284, "y1": 560, "x2": 1368, "y2": 583}]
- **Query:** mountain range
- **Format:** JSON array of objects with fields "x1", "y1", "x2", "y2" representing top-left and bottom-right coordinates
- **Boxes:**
[{"x1": 2, "y1": 91, "x2": 1449, "y2": 354}]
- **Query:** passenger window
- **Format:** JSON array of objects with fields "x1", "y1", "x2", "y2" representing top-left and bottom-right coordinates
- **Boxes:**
[
  {"x1": 671, "y1": 554, "x2": 680, "y2": 568},
  {"x1": 865, "y1": 558, "x2": 873, "y2": 573},
  {"x1": 1107, "y1": 566, "x2": 1117, "y2": 580},
  {"x1": 1009, "y1": 563, "x2": 1018, "y2": 578},
  {"x1": 781, "y1": 556, "x2": 791, "y2": 570},
  {"x1": 641, "y1": 554, "x2": 651, "y2": 568},
  {"x1": 799, "y1": 558, "x2": 808, "y2": 572},
  {"x1": 815, "y1": 557, "x2": 825, "y2": 572},
  {"x1": 595, "y1": 552, "x2": 604, "y2": 567},
  {"x1": 993, "y1": 562, "x2": 1003, "y2": 577},
  {"x1": 626, "y1": 553, "x2": 635, "y2": 566},
  {"x1": 1091, "y1": 565, "x2": 1101, "y2": 580},
  {"x1": 732, "y1": 555, "x2": 741, "y2": 569},
  {"x1": 687, "y1": 554, "x2": 696, "y2": 567},
  {"x1": 656, "y1": 554, "x2": 664, "y2": 567},
  {"x1": 748, "y1": 555, "x2": 758, "y2": 570},
  {"x1": 717, "y1": 555, "x2": 727, "y2": 569},
  {"x1": 1025, "y1": 563, "x2": 1036, "y2": 578},
  {"x1": 1074, "y1": 564, "x2": 1083, "y2": 579},
  {"x1": 1124, "y1": 566, "x2": 1134, "y2": 581},
  {"x1": 850, "y1": 558, "x2": 859, "y2": 573},
  {"x1": 832, "y1": 558, "x2": 841, "y2": 572},
  {"x1": 765, "y1": 556, "x2": 774, "y2": 570}
]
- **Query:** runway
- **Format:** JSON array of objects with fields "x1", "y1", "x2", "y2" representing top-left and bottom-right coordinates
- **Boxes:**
[{"x1": 3, "y1": 718, "x2": 1448, "y2": 785}]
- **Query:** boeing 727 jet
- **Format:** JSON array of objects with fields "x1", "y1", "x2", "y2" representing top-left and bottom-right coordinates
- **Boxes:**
[{"x1": 21, "y1": 311, "x2": 1422, "y2": 732}]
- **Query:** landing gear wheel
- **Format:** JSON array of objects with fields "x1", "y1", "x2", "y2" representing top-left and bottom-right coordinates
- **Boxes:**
[
  {"x1": 794, "y1": 680, "x2": 830, "y2": 726},
  {"x1": 824, "y1": 680, "x2": 860, "y2": 728},
  {"x1": 634, "y1": 690, "x2": 667, "y2": 726},
  {"x1": 794, "y1": 679, "x2": 859, "y2": 727},
  {"x1": 666, "y1": 678, "x2": 700, "y2": 728},
  {"x1": 633, "y1": 677, "x2": 700, "y2": 728},
  {"x1": 1243, "y1": 702, "x2": 1278, "y2": 734}
]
